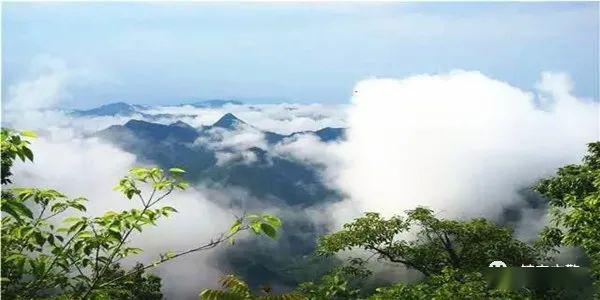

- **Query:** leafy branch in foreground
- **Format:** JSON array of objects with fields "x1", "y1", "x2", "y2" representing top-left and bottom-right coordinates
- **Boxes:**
[
  {"x1": 0, "y1": 128, "x2": 282, "y2": 299},
  {"x1": 1, "y1": 128, "x2": 36, "y2": 185},
  {"x1": 99, "y1": 212, "x2": 283, "y2": 290},
  {"x1": 534, "y1": 141, "x2": 600, "y2": 294}
]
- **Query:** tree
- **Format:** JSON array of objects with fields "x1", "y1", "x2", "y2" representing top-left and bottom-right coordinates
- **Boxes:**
[
  {"x1": 1, "y1": 129, "x2": 282, "y2": 299},
  {"x1": 72, "y1": 263, "x2": 163, "y2": 300},
  {"x1": 1, "y1": 129, "x2": 35, "y2": 185},
  {"x1": 318, "y1": 207, "x2": 539, "y2": 277},
  {"x1": 295, "y1": 258, "x2": 370, "y2": 300},
  {"x1": 199, "y1": 274, "x2": 305, "y2": 300},
  {"x1": 534, "y1": 141, "x2": 600, "y2": 292}
]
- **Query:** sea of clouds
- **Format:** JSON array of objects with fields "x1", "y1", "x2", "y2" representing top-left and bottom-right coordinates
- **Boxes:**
[{"x1": 3, "y1": 57, "x2": 598, "y2": 298}]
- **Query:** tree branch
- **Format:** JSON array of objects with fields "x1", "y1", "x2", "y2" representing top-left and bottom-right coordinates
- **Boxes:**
[
  {"x1": 370, "y1": 245, "x2": 430, "y2": 276},
  {"x1": 98, "y1": 225, "x2": 249, "y2": 289}
]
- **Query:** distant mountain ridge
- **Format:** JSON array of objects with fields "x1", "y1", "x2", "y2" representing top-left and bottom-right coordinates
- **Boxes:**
[
  {"x1": 99, "y1": 113, "x2": 345, "y2": 146},
  {"x1": 71, "y1": 102, "x2": 197, "y2": 120},
  {"x1": 95, "y1": 112, "x2": 344, "y2": 206},
  {"x1": 72, "y1": 99, "x2": 243, "y2": 117},
  {"x1": 71, "y1": 101, "x2": 344, "y2": 137},
  {"x1": 74, "y1": 100, "x2": 244, "y2": 116},
  {"x1": 73, "y1": 100, "x2": 346, "y2": 143},
  {"x1": 71, "y1": 102, "x2": 142, "y2": 117},
  {"x1": 180, "y1": 99, "x2": 243, "y2": 108},
  {"x1": 121, "y1": 119, "x2": 199, "y2": 143}
]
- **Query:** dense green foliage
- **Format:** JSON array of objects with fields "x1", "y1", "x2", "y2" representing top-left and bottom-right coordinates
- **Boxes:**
[
  {"x1": 73, "y1": 263, "x2": 163, "y2": 300},
  {"x1": 535, "y1": 141, "x2": 600, "y2": 293},
  {"x1": 295, "y1": 258, "x2": 370, "y2": 300},
  {"x1": 1, "y1": 129, "x2": 35, "y2": 185},
  {"x1": 0, "y1": 129, "x2": 281, "y2": 299},
  {"x1": 200, "y1": 274, "x2": 304, "y2": 300},
  {"x1": 318, "y1": 207, "x2": 539, "y2": 277},
  {"x1": 368, "y1": 267, "x2": 532, "y2": 300}
]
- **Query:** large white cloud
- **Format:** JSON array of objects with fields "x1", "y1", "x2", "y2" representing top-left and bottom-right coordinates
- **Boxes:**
[{"x1": 326, "y1": 70, "x2": 598, "y2": 229}]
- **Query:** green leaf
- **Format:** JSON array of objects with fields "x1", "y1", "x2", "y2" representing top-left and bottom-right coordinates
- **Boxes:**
[
  {"x1": 20, "y1": 130, "x2": 37, "y2": 138},
  {"x1": 249, "y1": 222, "x2": 262, "y2": 234},
  {"x1": 108, "y1": 229, "x2": 122, "y2": 240},
  {"x1": 228, "y1": 219, "x2": 242, "y2": 235},
  {"x1": 260, "y1": 223, "x2": 277, "y2": 239},
  {"x1": 162, "y1": 206, "x2": 178, "y2": 213},
  {"x1": 169, "y1": 167, "x2": 186, "y2": 174},
  {"x1": 176, "y1": 182, "x2": 190, "y2": 189},
  {"x1": 63, "y1": 216, "x2": 81, "y2": 224},
  {"x1": 125, "y1": 247, "x2": 144, "y2": 256},
  {"x1": 164, "y1": 250, "x2": 176, "y2": 259},
  {"x1": 78, "y1": 231, "x2": 94, "y2": 239},
  {"x1": 22, "y1": 147, "x2": 34, "y2": 161},
  {"x1": 2, "y1": 204, "x2": 19, "y2": 221},
  {"x1": 262, "y1": 214, "x2": 282, "y2": 228},
  {"x1": 2, "y1": 200, "x2": 34, "y2": 219}
]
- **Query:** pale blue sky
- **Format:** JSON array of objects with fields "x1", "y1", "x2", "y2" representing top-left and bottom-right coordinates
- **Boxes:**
[{"x1": 2, "y1": 2, "x2": 598, "y2": 107}]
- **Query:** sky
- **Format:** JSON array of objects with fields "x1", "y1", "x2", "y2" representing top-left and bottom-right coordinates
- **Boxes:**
[{"x1": 2, "y1": 2, "x2": 599, "y2": 108}]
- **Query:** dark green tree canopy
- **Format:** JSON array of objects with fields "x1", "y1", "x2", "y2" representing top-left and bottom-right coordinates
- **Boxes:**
[
  {"x1": 535, "y1": 141, "x2": 600, "y2": 292},
  {"x1": 368, "y1": 267, "x2": 531, "y2": 300},
  {"x1": 318, "y1": 207, "x2": 539, "y2": 276}
]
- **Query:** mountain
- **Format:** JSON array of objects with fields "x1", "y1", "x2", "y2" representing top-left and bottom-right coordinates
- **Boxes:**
[
  {"x1": 314, "y1": 127, "x2": 345, "y2": 142},
  {"x1": 72, "y1": 102, "x2": 140, "y2": 117},
  {"x1": 72, "y1": 102, "x2": 345, "y2": 143},
  {"x1": 183, "y1": 99, "x2": 243, "y2": 108},
  {"x1": 266, "y1": 127, "x2": 346, "y2": 144},
  {"x1": 93, "y1": 113, "x2": 343, "y2": 289},
  {"x1": 71, "y1": 102, "x2": 198, "y2": 121},
  {"x1": 205, "y1": 113, "x2": 345, "y2": 143},
  {"x1": 211, "y1": 113, "x2": 246, "y2": 129},
  {"x1": 95, "y1": 114, "x2": 340, "y2": 206},
  {"x1": 122, "y1": 120, "x2": 199, "y2": 142},
  {"x1": 96, "y1": 120, "x2": 215, "y2": 175}
]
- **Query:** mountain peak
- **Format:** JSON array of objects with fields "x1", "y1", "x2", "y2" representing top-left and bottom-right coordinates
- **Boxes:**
[
  {"x1": 73, "y1": 102, "x2": 137, "y2": 116},
  {"x1": 315, "y1": 127, "x2": 346, "y2": 142},
  {"x1": 96, "y1": 102, "x2": 134, "y2": 111},
  {"x1": 107, "y1": 101, "x2": 130, "y2": 106},
  {"x1": 170, "y1": 120, "x2": 194, "y2": 129},
  {"x1": 120, "y1": 119, "x2": 199, "y2": 142},
  {"x1": 124, "y1": 119, "x2": 154, "y2": 128},
  {"x1": 212, "y1": 113, "x2": 245, "y2": 129}
]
